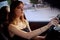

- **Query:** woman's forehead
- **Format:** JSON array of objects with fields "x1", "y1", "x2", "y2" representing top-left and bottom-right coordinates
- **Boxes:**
[
  {"x1": 19, "y1": 3, "x2": 24, "y2": 7},
  {"x1": 17, "y1": 3, "x2": 24, "y2": 9}
]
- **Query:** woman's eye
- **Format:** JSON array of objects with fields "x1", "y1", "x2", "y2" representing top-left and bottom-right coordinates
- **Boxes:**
[{"x1": 17, "y1": 7, "x2": 23, "y2": 11}]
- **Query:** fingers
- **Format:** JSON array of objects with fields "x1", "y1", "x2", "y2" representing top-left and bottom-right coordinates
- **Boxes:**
[
  {"x1": 50, "y1": 17, "x2": 59, "y2": 26},
  {"x1": 52, "y1": 20, "x2": 59, "y2": 25},
  {"x1": 51, "y1": 17, "x2": 59, "y2": 21}
]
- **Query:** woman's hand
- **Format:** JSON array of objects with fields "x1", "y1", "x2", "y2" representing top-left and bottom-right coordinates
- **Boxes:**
[{"x1": 50, "y1": 17, "x2": 59, "y2": 26}]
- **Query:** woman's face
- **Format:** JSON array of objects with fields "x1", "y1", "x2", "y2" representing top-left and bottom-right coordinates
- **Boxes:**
[{"x1": 14, "y1": 3, "x2": 24, "y2": 17}]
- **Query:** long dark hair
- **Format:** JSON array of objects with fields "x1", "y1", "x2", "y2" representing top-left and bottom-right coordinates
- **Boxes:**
[{"x1": 9, "y1": 1, "x2": 26, "y2": 24}]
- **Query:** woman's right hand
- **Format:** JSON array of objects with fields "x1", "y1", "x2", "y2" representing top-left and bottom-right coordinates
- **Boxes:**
[{"x1": 50, "y1": 17, "x2": 59, "y2": 26}]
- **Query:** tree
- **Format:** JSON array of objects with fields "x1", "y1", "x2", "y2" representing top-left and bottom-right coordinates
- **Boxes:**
[
  {"x1": 0, "y1": 0, "x2": 7, "y2": 2},
  {"x1": 30, "y1": 0, "x2": 38, "y2": 4}
]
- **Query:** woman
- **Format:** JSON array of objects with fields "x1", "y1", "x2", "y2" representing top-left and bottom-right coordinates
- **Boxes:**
[{"x1": 8, "y1": 1, "x2": 58, "y2": 40}]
